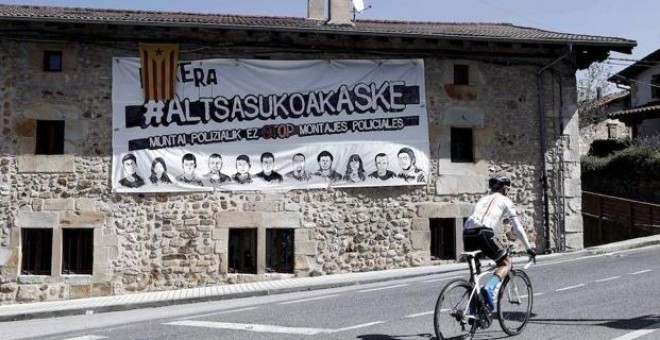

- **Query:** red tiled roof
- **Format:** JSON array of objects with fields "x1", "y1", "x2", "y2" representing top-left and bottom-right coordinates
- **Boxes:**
[{"x1": 0, "y1": 4, "x2": 636, "y2": 51}]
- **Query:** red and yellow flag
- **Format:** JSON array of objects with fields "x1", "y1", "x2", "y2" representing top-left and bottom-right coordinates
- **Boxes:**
[{"x1": 138, "y1": 43, "x2": 179, "y2": 101}]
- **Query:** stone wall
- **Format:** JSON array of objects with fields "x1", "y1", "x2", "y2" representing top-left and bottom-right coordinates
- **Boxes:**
[{"x1": 0, "y1": 23, "x2": 580, "y2": 304}]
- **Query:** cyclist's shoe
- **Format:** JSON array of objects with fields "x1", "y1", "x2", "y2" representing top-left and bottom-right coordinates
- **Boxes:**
[{"x1": 482, "y1": 287, "x2": 497, "y2": 312}]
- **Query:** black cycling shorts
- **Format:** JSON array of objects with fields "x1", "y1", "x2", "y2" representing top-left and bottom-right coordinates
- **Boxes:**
[{"x1": 463, "y1": 227, "x2": 508, "y2": 262}]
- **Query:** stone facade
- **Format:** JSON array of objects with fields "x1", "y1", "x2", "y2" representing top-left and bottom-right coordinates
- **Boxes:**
[
  {"x1": 0, "y1": 21, "x2": 584, "y2": 304},
  {"x1": 578, "y1": 92, "x2": 631, "y2": 155}
]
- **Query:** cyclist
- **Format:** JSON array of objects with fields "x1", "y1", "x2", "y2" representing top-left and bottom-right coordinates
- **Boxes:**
[{"x1": 463, "y1": 172, "x2": 536, "y2": 311}]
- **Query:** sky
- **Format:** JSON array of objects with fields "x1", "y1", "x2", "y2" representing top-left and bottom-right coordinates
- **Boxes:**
[{"x1": 2, "y1": 0, "x2": 659, "y2": 76}]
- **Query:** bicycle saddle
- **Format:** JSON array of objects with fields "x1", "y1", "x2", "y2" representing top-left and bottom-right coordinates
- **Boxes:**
[{"x1": 460, "y1": 250, "x2": 482, "y2": 259}]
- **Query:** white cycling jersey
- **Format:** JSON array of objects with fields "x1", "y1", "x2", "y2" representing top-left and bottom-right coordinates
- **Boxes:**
[{"x1": 464, "y1": 192, "x2": 532, "y2": 250}]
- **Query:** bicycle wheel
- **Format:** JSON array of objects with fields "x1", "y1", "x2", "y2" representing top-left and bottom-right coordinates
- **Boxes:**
[
  {"x1": 434, "y1": 279, "x2": 476, "y2": 340},
  {"x1": 497, "y1": 269, "x2": 533, "y2": 335}
]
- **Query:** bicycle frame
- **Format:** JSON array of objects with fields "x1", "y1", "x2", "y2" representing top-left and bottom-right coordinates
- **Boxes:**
[
  {"x1": 461, "y1": 254, "x2": 497, "y2": 320},
  {"x1": 461, "y1": 253, "x2": 535, "y2": 319}
]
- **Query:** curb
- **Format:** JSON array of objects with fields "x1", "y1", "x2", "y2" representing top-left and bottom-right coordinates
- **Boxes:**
[{"x1": 586, "y1": 234, "x2": 660, "y2": 254}]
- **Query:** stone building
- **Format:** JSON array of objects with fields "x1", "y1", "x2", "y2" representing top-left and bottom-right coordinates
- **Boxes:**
[
  {"x1": 0, "y1": 1, "x2": 635, "y2": 304},
  {"x1": 578, "y1": 91, "x2": 631, "y2": 156}
]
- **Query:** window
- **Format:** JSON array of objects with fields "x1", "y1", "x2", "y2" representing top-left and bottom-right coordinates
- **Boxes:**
[
  {"x1": 607, "y1": 124, "x2": 618, "y2": 139},
  {"x1": 266, "y1": 229, "x2": 294, "y2": 273},
  {"x1": 21, "y1": 229, "x2": 52, "y2": 275},
  {"x1": 453, "y1": 64, "x2": 469, "y2": 85},
  {"x1": 62, "y1": 229, "x2": 94, "y2": 275},
  {"x1": 35, "y1": 120, "x2": 65, "y2": 155},
  {"x1": 652, "y1": 74, "x2": 660, "y2": 98},
  {"x1": 430, "y1": 218, "x2": 456, "y2": 260},
  {"x1": 43, "y1": 50, "x2": 63, "y2": 72},
  {"x1": 451, "y1": 127, "x2": 474, "y2": 163},
  {"x1": 228, "y1": 228, "x2": 257, "y2": 274}
]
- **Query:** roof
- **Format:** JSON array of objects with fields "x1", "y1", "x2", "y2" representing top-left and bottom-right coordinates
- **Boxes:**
[
  {"x1": 579, "y1": 91, "x2": 629, "y2": 113},
  {"x1": 0, "y1": 4, "x2": 636, "y2": 52},
  {"x1": 609, "y1": 102, "x2": 660, "y2": 122},
  {"x1": 610, "y1": 48, "x2": 660, "y2": 84}
]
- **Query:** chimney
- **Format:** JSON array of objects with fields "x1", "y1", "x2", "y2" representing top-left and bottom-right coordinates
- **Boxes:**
[
  {"x1": 307, "y1": 0, "x2": 325, "y2": 20},
  {"x1": 596, "y1": 87, "x2": 602, "y2": 99},
  {"x1": 328, "y1": 0, "x2": 353, "y2": 26}
]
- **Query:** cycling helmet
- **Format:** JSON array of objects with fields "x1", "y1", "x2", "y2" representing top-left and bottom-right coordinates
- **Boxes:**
[{"x1": 488, "y1": 173, "x2": 511, "y2": 191}]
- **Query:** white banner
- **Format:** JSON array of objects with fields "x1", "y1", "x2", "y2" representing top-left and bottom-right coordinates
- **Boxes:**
[{"x1": 112, "y1": 58, "x2": 430, "y2": 192}]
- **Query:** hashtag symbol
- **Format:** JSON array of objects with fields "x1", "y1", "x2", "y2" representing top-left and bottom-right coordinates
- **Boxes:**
[{"x1": 143, "y1": 100, "x2": 165, "y2": 125}]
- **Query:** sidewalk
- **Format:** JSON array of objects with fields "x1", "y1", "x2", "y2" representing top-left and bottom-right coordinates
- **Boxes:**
[{"x1": 1, "y1": 235, "x2": 658, "y2": 322}]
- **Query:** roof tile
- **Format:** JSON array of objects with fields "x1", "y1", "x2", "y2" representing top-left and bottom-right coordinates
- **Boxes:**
[{"x1": 0, "y1": 4, "x2": 636, "y2": 48}]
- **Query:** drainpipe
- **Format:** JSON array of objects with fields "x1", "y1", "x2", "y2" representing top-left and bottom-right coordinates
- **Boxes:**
[
  {"x1": 552, "y1": 69, "x2": 566, "y2": 252},
  {"x1": 536, "y1": 44, "x2": 572, "y2": 253}
]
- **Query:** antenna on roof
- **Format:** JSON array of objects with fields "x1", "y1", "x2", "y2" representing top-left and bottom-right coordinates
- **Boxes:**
[{"x1": 352, "y1": 0, "x2": 372, "y2": 21}]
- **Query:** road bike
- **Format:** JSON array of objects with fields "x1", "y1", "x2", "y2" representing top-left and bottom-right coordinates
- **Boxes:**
[{"x1": 433, "y1": 250, "x2": 535, "y2": 340}]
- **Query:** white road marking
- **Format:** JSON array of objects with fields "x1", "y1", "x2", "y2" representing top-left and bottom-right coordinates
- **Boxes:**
[
  {"x1": 279, "y1": 294, "x2": 341, "y2": 305},
  {"x1": 166, "y1": 320, "x2": 326, "y2": 335},
  {"x1": 533, "y1": 292, "x2": 545, "y2": 297},
  {"x1": 60, "y1": 336, "x2": 108, "y2": 340},
  {"x1": 610, "y1": 320, "x2": 660, "y2": 340},
  {"x1": 534, "y1": 246, "x2": 660, "y2": 269},
  {"x1": 596, "y1": 276, "x2": 620, "y2": 283},
  {"x1": 165, "y1": 320, "x2": 385, "y2": 335},
  {"x1": 330, "y1": 321, "x2": 387, "y2": 332},
  {"x1": 403, "y1": 311, "x2": 434, "y2": 319},
  {"x1": 359, "y1": 284, "x2": 408, "y2": 293},
  {"x1": 630, "y1": 270, "x2": 651, "y2": 275},
  {"x1": 555, "y1": 283, "x2": 585, "y2": 292},
  {"x1": 176, "y1": 307, "x2": 258, "y2": 321}
]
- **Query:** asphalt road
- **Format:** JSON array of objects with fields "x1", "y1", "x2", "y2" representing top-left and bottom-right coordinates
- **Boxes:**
[{"x1": 2, "y1": 245, "x2": 659, "y2": 340}]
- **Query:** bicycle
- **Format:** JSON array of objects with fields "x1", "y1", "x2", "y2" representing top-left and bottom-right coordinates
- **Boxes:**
[{"x1": 433, "y1": 250, "x2": 535, "y2": 340}]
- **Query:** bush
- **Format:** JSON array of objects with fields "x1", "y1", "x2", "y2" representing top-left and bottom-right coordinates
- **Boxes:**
[
  {"x1": 607, "y1": 146, "x2": 654, "y2": 176},
  {"x1": 581, "y1": 155, "x2": 611, "y2": 173},
  {"x1": 582, "y1": 139, "x2": 660, "y2": 203},
  {"x1": 633, "y1": 133, "x2": 660, "y2": 154},
  {"x1": 587, "y1": 138, "x2": 631, "y2": 157}
]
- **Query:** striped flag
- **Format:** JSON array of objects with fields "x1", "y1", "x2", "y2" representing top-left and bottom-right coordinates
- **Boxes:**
[{"x1": 138, "y1": 43, "x2": 179, "y2": 101}]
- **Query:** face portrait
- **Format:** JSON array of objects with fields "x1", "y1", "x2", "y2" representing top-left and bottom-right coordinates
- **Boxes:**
[
  {"x1": 236, "y1": 159, "x2": 250, "y2": 174},
  {"x1": 292, "y1": 154, "x2": 305, "y2": 172},
  {"x1": 398, "y1": 152, "x2": 412, "y2": 171},
  {"x1": 376, "y1": 155, "x2": 389, "y2": 173},
  {"x1": 182, "y1": 159, "x2": 196, "y2": 176},
  {"x1": 350, "y1": 159, "x2": 360, "y2": 171},
  {"x1": 319, "y1": 156, "x2": 332, "y2": 171},
  {"x1": 153, "y1": 162, "x2": 165, "y2": 177},
  {"x1": 123, "y1": 159, "x2": 137, "y2": 175},
  {"x1": 208, "y1": 156, "x2": 222, "y2": 174},
  {"x1": 261, "y1": 156, "x2": 274, "y2": 174}
]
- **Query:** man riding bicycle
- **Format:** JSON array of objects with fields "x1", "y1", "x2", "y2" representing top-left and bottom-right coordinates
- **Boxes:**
[{"x1": 463, "y1": 173, "x2": 536, "y2": 311}]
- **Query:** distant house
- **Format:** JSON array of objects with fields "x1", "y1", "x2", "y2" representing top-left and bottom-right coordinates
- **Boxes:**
[
  {"x1": 609, "y1": 49, "x2": 660, "y2": 137},
  {"x1": 578, "y1": 91, "x2": 631, "y2": 155}
]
